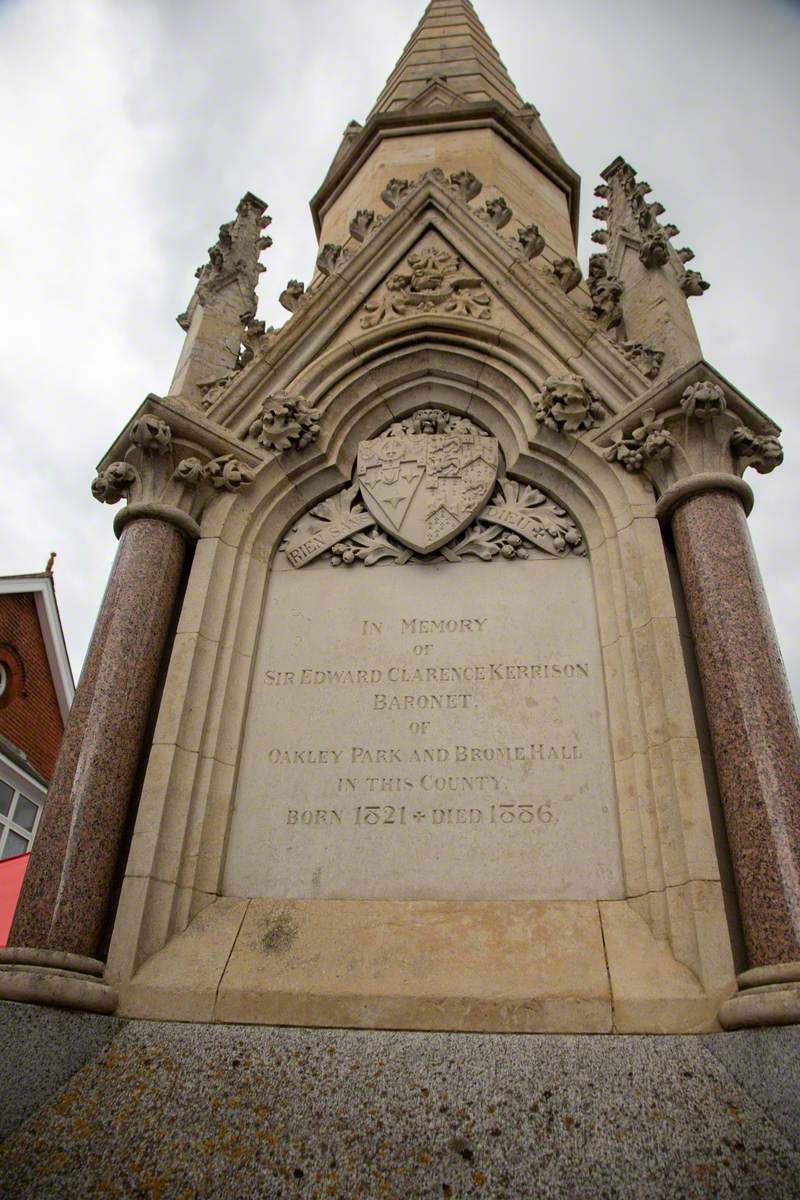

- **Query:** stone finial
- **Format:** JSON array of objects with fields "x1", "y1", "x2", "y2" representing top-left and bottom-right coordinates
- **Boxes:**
[
  {"x1": 448, "y1": 170, "x2": 483, "y2": 203},
  {"x1": 587, "y1": 255, "x2": 623, "y2": 331},
  {"x1": 731, "y1": 426, "x2": 784, "y2": 474},
  {"x1": 551, "y1": 256, "x2": 583, "y2": 294},
  {"x1": 279, "y1": 280, "x2": 308, "y2": 313},
  {"x1": 593, "y1": 158, "x2": 709, "y2": 374},
  {"x1": 517, "y1": 224, "x2": 545, "y2": 261},
  {"x1": 534, "y1": 374, "x2": 607, "y2": 435},
  {"x1": 248, "y1": 393, "x2": 321, "y2": 454},
  {"x1": 177, "y1": 194, "x2": 271, "y2": 329},
  {"x1": 92, "y1": 409, "x2": 255, "y2": 538},
  {"x1": 598, "y1": 160, "x2": 705, "y2": 291},
  {"x1": 170, "y1": 193, "x2": 271, "y2": 406}
]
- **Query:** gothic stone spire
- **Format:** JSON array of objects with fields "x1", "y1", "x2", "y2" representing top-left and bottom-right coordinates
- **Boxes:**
[
  {"x1": 369, "y1": 0, "x2": 525, "y2": 116},
  {"x1": 311, "y1": 1, "x2": 578, "y2": 251}
]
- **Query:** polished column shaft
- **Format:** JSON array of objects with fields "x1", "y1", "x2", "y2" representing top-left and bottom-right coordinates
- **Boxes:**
[
  {"x1": 671, "y1": 488, "x2": 800, "y2": 968},
  {"x1": 9, "y1": 518, "x2": 186, "y2": 957}
]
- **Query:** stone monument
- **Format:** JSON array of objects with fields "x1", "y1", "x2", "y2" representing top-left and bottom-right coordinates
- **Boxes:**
[{"x1": 2, "y1": 0, "x2": 798, "y2": 1034}]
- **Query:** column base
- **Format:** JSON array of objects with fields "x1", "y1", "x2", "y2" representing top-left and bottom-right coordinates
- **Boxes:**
[
  {"x1": 719, "y1": 962, "x2": 800, "y2": 1030},
  {"x1": 0, "y1": 948, "x2": 118, "y2": 1015}
]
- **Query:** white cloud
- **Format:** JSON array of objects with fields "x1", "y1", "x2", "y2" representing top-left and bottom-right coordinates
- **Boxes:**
[{"x1": 1, "y1": 0, "x2": 798, "y2": 707}]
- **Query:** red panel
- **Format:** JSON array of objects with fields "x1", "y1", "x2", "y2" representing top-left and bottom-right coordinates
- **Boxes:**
[{"x1": 0, "y1": 853, "x2": 29, "y2": 946}]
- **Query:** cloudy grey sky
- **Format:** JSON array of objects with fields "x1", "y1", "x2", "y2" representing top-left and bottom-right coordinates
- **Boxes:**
[{"x1": 1, "y1": 0, "x2": 798, "y2": 701}]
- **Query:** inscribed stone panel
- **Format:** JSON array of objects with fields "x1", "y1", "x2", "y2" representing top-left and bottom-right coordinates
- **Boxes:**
[{"x1": 223, "y1": 556, "x2": 623, "y2": 901}]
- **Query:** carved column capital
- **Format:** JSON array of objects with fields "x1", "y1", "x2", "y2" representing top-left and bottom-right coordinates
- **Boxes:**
[
  {"x1": 601, "y1": 367, "x2": 782, "y2": 519},
  {"x1": 92, "y1": 413, "x2": 255, "y2": 541}
]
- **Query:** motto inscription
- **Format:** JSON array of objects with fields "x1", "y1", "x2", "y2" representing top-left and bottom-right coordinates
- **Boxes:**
[{"x1": 223, "y1": 559, "x2": 623, "y2": 902}]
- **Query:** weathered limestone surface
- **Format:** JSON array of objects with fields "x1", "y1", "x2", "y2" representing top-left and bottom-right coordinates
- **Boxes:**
[{"x1": 225, "y1": 557, "x2": 622, "y2": 903}]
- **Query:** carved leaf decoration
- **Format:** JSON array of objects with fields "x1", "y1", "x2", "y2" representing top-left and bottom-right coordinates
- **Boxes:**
[
  {"x1": 332, "y1": 527, "x2": 413, "y2": 567},
  {"x1": 494, "y1": 478, "x2": 547, "y2": 509},
  {"x1": 442, "y1": 523, "x2": 503, "y2": 562},
  {"x1": 314, "y1": 482, "x2": 366, "y2": 524}
]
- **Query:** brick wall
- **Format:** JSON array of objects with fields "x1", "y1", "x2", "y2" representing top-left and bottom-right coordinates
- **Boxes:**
[{"x1": 0, "y1": 593, "x2": 64, "y2": 780}]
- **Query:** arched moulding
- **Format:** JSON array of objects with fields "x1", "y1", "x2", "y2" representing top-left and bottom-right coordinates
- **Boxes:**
[{"x1": 106, "y1": 329, "x2": 736, "y2": 1031}]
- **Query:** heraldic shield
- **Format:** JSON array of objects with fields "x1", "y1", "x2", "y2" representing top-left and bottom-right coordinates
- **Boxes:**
[{"x1": 357, "y1": 409, "x2": 500, "y2": 554}]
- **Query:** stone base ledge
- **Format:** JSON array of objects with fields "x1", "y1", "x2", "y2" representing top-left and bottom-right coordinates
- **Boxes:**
[
  {"x1": 719, "y1": 981, "x2": 800, "y2": 1030},
  {"x1": 112, "y1": 895, "x2": 733, "y2": 1034},
  {"x1": 736, "y1": 961, "x2": 800, "y2": 990},
  {"x1": 0, "y1": 947, "x2": 105, "y2": 977},
  {"x1": 0, "y1": 964, "x2": 118, "y2": 1016}
]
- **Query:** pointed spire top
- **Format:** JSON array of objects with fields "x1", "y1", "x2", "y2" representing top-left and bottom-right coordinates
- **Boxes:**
[{"x1": 369, "y1": 0, "x2": 525, "y2": 117}]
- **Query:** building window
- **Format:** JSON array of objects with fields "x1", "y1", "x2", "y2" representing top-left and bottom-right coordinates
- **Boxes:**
[
  {"x1": 0, "y1": 776, "x2": 42, "y2": 860},
  {"x1": 0, "y1": 646, "x2": 24, "y2": 709}
]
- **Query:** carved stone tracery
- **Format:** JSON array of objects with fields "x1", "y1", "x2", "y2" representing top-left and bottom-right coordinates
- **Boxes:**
[{"x1": 361, "y1": 246, "x2": 492, "y2": 328}]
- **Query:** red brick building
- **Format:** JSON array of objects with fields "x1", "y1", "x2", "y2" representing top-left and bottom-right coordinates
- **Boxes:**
[{"x1": 0, "y1": 571, "x2": 74, "y2": 863}]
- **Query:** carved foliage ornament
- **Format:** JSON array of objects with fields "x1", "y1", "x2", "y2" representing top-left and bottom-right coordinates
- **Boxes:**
[
  {"x1": 680, "y1": 380, "x2": 726, "y2": 421},
  {"x1": 604, "y1": 410, "x2": 676, "y2": 474},
  {"x1": 279, "y1": 280, "x2": 308, "y2": 314},
  {"x1": 618, "y1": 342, "x2": 665, "y2": 381},
  {"x1": 361, "y1": 247, "x2": 492, "y2": 328},
  {"x1": 281, "y1": 408, "x2": 585, "y2": 569},
  {"x1": 248, "y1": 393, "x2": 321, "y2": 454},
  {"x1": 551, "y1": 257, "x2": 583, "y2": 294},
  {"x1": 534, "y1": 375, "x2": 607, "y2": 436},
  {"x1": 730, "y1": 426, "x2": 784, "y2": 474},
  {"x1": 587, "y1": 255, "x2": 623, "y2": 331}
]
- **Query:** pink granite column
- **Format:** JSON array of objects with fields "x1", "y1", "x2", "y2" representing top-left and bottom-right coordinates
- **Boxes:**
[
  {"x1": 8, "y1": 517, "x2": 186, "y2": 958},
  {"x1": 671, "y1": 488, "x2": 800, "y2": 971}
]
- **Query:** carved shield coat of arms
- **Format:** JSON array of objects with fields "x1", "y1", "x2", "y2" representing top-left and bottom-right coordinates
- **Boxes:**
[{"x1": 357, "y1": 411, "x2": 499, "y2": 554}]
